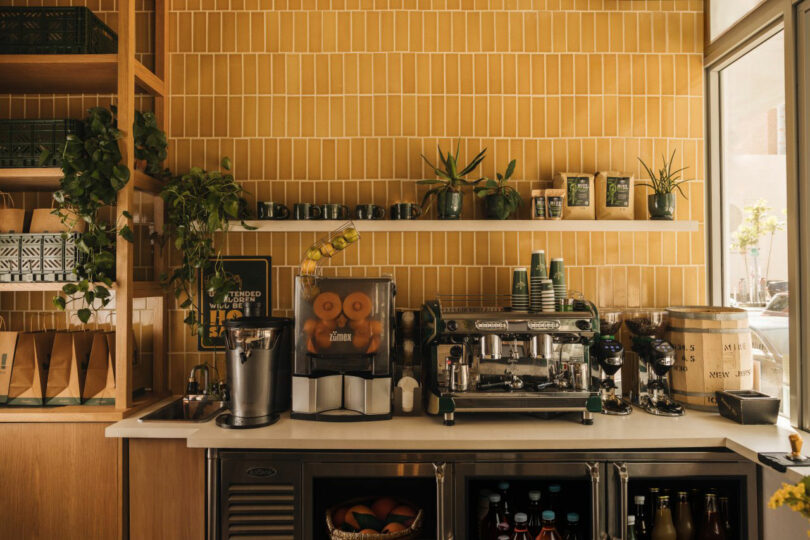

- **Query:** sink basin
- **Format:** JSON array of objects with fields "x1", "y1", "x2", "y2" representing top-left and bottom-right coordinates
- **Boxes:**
[{"x1": 139, "y1": 397, "x2": 226, "y2": 422}]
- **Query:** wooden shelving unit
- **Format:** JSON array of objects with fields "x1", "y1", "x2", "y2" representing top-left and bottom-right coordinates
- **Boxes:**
[
  {"x1": 0, "y1": 0, "x2": 170, "y2": 420},
  {"x1": 231, "y1": 219, "x2": 701, "y2": 233}
]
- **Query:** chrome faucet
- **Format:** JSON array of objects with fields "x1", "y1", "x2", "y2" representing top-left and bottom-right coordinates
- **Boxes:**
[{"x1": 186, "y1": 363, "x2": 211, "y2": 398}]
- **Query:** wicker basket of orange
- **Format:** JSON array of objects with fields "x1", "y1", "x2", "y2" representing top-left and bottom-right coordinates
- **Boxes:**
[{"x1": 326, "y1": 496, "x2": 423, "y2": 539}]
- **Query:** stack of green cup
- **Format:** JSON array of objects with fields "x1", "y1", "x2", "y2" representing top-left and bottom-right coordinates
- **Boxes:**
[
  {"x1": 529, "y1": 250, "x2": 547, "y2": 313},
  {"x1": 511, "y1": 267, "x2": 529, "y2": 312},
  {"x1": 540, "y1": 279, "x2": 555, "y2": 312},
  {"x1": 550, "y1": 258, "x2": 566, "y2": 311}
]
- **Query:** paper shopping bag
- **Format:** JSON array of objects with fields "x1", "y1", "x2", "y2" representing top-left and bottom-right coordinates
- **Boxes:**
[
  {"x1": 7, "y1": 331, "x2": 55, "y2": 406},
  {"x1": 45, "y1": 331, "x2": 95, "y2": 405},
  {"x1": 82, "y1": 331, "x2": 116, "y2": 405},
  {"x1": 0, "y1": 328, "x2": 21, "y2": 404}
]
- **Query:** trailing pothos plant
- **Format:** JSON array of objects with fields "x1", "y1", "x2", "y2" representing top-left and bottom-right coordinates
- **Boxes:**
[
  {"x1": 50, "y1": 106, "x2": 133, "y2": 323},
  {"x1": 133, "y1": 110, "x2": 169, "y2": 179},
  {"x1": 160, "y1": 157, "x2": 254, "y2": 337}
]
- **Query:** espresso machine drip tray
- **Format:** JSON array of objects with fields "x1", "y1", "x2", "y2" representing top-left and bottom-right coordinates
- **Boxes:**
[{"x1": 216, "y1": 412, "x2": 279, "y2": 429}]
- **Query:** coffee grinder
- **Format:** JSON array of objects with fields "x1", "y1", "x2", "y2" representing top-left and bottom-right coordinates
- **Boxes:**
[
  {"x1": 590, "y1": 309, "x2": 632, "y2": 415},
  {"x1": 623, "y1": 309, "x2": 684, "y2": 417}
]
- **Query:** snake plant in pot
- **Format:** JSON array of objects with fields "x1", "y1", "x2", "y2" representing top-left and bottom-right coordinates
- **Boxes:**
[
  {"x1": 418, "y1": 143, "x2": 487, "y2": 219},
  {"x1": 474, "y1": 159, "x2": 521, "y2": 220},
  {"x1": 637, "y1": 149, "x2": 690, "y2": 220}
]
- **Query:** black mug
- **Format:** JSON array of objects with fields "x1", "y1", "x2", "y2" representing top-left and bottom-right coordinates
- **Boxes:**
[
  {"x1": 257, "y1": 201, "x2": 290, "y2": 220},
  {"x1": 390, "y1": 202, "x2": 422, "y2": 220},
  {"x1": 321, "y1": 203, "x2": 350, "y2": 220},
  {"x1": 355, "y1": 204, "x2": 385, "y2": 220},
  {"x1": 293, "y1": 203, "x2": 323, "y2": 220}
]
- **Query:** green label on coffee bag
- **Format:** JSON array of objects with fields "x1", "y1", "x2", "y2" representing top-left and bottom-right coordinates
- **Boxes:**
[
  {"x1": 547, "y1": 196, "x2": 563, "y2": 217},
  {"x1": 606, "y1": 177, "x2": 630, "y2": 207},
  {"x1": 533, "y1": 196, "x2": 546, "y2": 218},
  {"x1": 566, "y1": 177, "x2": 590, "y2": 206}
]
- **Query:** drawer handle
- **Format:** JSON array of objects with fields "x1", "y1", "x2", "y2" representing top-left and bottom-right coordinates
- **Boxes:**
[{"x1": 246, "y1": 466, "x2": 278, "y2": 479}]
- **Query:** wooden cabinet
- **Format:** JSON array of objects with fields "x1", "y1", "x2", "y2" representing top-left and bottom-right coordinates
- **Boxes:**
[
  {"x1": 129, "y1": 439, "x2": 205, "y2": 540},
  {"x1": 0, "y1": 423, "x2": 122, "y2": 540}
]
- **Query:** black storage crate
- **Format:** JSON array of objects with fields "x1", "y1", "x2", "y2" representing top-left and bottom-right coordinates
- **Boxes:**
[
  {"x1": 0, "y1": 119, "x2": 82, "y2": 168},
  {"x1": 0, "y1": 233, "x2": 82, "y2": 282},
  {"x1": 0, "y1": 7, "x2": 117, "y2": 54}
]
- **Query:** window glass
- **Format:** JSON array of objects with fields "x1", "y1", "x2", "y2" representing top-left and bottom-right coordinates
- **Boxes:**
[
  {"x1": 710, "y1": 0, "x2": 764, "y2": 40},
  {"x1": 720, "y1": 32, "x2": 789, "y2": 415}
]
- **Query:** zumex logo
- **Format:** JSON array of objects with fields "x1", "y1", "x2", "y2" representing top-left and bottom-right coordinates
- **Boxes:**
[{"x1": 330, "y1": 331, "x2": 352, "y2": 342}]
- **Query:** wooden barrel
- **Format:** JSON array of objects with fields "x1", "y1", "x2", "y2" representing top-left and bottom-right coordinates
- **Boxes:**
[{"x1": 667, "y1": 306, "x2": 754, "y2": 411}]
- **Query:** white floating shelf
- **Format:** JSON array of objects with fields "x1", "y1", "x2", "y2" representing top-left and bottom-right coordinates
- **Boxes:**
[{"x1": 229, "y1": 220, "x2": 699, "y2": 233}]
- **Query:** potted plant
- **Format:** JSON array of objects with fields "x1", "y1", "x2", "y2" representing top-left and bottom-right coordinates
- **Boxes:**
[
  {"x1": 730, "y1": 200, "x2": 786, "y2": 305},
  {"x1": 474, "y1": 159, "x2": 521, "y2": 220},
  {"x1": 418, "y1": 142, "x2": 486, "y2": 219},
  {"x1": 50, "y1": 106, "x2": 133, "y2": 323},
  {"x1": 637, "y1": 149, "x2": 690, "y2": 220},
  {"x1": 160, "y1": 157, "x2": 254, "y2": 337}
]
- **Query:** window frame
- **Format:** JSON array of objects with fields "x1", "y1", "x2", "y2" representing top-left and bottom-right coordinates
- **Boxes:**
[{"x1": 705, "y1": 0, "x2": 805, "y2": 428}]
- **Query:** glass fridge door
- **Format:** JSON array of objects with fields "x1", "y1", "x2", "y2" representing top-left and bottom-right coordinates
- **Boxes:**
[
  {"x1": 607, "y1": 454, "x2": 758, "y2": 539},
  {"x1": 455, "y1": 460, "x2": 604, "y2": 539},
  {"x1": 302, "y1": 459, "x2": 451, "y2": 539}
]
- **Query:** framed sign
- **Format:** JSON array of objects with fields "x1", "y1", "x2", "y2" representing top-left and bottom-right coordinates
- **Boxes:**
[{"x1": 197, "y1": 256, "x2": 272, "y2": 351}]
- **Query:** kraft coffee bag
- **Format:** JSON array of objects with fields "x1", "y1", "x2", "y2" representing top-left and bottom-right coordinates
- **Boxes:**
[
  {"x1": 82, "y1": 332, "x2": 116, "y2": 405},
  {"x1": 6, "y1": 331, "x2": 55, "y2": 406},
  {"x1": 553, "y1": 172, "x2": 595, "y2": 220},
  {"x1": 45, "y1": 331, "x2": 95, "y2": 405},
  {"x1": 595, "y1": 171, "x2": 635, "y2": 220},
  {"x1": 0, "y1": 328, "x2": 20, "y2": 404}
]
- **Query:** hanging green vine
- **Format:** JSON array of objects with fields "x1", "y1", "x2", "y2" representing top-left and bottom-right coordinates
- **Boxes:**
[
  {"x1": 133, "y1": 110, "x2": 169, "y2": 179},
  {"x1": 160, "y1": 157, "x2": 253, "y2": 337},
  {"x1": 50, "y1": 106, "x2": 133, "y2": 323}
]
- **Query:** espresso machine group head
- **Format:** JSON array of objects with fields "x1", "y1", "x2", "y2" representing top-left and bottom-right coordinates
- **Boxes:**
[
  {"x1": 421, "y1": 295, "x2": 603, "y2": 426},
  {"x1": 623, "y1": 309, "x2": 684, "y2": 417},
  {"x1": 590, "y1": 309, "x2": 632, "y2": 415}
]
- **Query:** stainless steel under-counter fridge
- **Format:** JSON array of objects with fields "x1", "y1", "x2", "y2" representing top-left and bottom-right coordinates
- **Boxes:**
[{"x1": 208, "y1": 449, "x2": 758, "y2": 539}]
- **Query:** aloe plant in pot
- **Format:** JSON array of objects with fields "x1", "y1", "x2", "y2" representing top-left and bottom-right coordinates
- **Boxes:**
[
  {"x1": 474, "y1": 159, "x2": 521, "y2": 220},
  {"x1": 638, "y1": 149, "x2": 691, "y2": 220},
  {"x1": 418, "y1": 143, "x2": 486, "y2": 219}
]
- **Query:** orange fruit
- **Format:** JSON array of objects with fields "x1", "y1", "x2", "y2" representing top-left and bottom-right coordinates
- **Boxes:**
[
  {"x1": 332, "y1": 506, "x2": 348, "y2": 527},
  {"x1": 358, "y1": 529, "x2": 378, "y2": 534},
  {"x1": 345, "y1": 505, "x2": 375, "y2": 531},
  {"x1": 369, "y1": 319, "x2": 383, "y2": 336},
  {"x1": 371, "y1": 497, "x2": 398, "y2": 521},
  {"x1": 302, "y1": 318, "x2": 318, "y2": 335},
  {"x1": 382, "y1": 521, "x2": 407, "y2": 533},
  {"x1": 388, "y1": 505, "x2": 417, "y2": 527}
]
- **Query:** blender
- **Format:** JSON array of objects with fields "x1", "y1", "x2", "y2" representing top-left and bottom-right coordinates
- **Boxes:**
[
  {"x1": 624, "y1": 309, "x2": 684, "y2": 417},
  {"x1": 590, "y1": 309, "x2": 632, "y2": 415}
]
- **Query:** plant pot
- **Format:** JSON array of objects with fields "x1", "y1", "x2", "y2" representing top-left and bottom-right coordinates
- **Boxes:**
[
  {"x1": 437, "y1": 190, "x2": 463, "y2": 220},
  {"x1": 648, "y1": 193, "x2": 676, "y2": 220},
  {"x1": 485, "y1": 194, "x2": 515, "y2": 220}
]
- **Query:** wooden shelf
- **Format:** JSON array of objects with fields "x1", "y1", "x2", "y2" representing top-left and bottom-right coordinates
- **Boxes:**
[
  {"x1": 0, "y1": 392, "x2": 166, "y2": 423},
  {"x1": 0, "y1": 168, "x2": 61, "y2": 191},
  {"x1": 0, "y1": 282, "x2": 74, "y2": 292},
  {"x1": 133, "y1": 169, "x2": 164, "y2": 195},
  {"x1": 0, "y1": 55, "x2": 165, "y2": 96},
  {"x1": 229, "y1": 219, "x2": 700, "y2": 233}
]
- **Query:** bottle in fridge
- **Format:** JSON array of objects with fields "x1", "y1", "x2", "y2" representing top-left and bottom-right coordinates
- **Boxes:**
[
  {"x1": 697, "y1": 493, "x2": 726, "y2": 540},
  {"x1": 562, "y1": 512, "x2": 582, "y2": 540},
  {"x1": 634, "y1": 495, "x2": 651, "y2": 540},
  {"x1": 545, "y1": 484, "x2": 561, "y2": 514},
  {"x1": 498, "y1": 482, "x2": 514, "y2": 525},
  {"x1": 674, "y1": 490, "x2": 695, "y2": 540},
  {"x1": 536, "y1": 510, "x2": 563, "y2": 540},
  {"x1": 627, "y1": 515, "x2": 638, "y2": 540},
  {"x1": 481, "y1": 493, "x2": 511, "y2": 540},
  {"x1": 651, "y1": 495, "x2": 677, "y2": 540},
  {"x1": 527, "y1": 490, "x2": 543, "y2": 537},
  {"x1": 719, "y1": 495, "x2": 732, "y2": 539},
  {"x1": 511, "y1": 513, "x2": 532, "y2": 540}
]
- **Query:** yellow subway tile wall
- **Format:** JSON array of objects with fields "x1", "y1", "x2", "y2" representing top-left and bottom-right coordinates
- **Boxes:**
[{"x1": 165, "y1": 0, "x2": 706, "y2": 391}]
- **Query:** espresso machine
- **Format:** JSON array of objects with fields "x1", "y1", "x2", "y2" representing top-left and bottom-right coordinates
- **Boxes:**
[
  {"x1": 590, "y1": 309, "x2": 632, "y2": 415},
  {"x1": 624, "y1": 309, "x2": 684, "y2": 417},
  {"x1": 421, "y1": 295, "x2": 602, "y2": 425},
  {"x1": 292, "y1": 275, "x2": 394, "y2": 421}
]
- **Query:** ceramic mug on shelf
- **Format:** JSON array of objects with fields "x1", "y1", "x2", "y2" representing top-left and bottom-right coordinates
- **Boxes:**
[
  {"x1": 257, "y1": 201, "x2": 290, "y2": 220},
  {"x1": 293, "y1": 203, "x2": 323, "y2": 220},
  {"x1": 355, "y1": 204, "x2": 385, "y2": 220},
  {"x1": 390, "y1": 202, "x2": 422, "y2": 220},
  {"x1": 321, "y1": 203, "x2": 350, "y2": 220}
]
